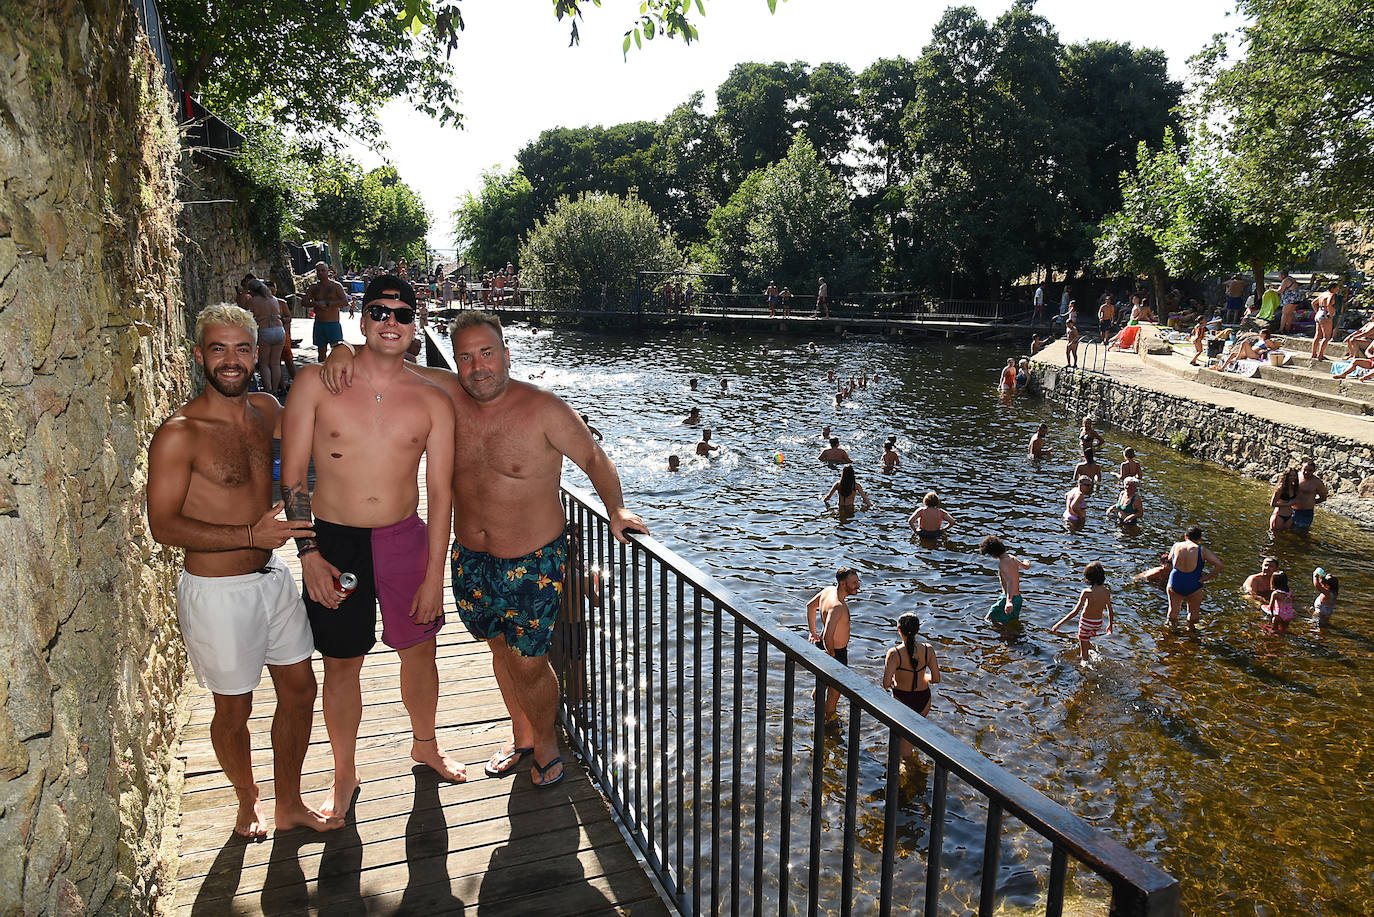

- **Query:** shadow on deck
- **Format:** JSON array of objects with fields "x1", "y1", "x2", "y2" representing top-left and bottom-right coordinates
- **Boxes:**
[{"x1": 169, "y1": 543, "x2": 670, "y2": 916}]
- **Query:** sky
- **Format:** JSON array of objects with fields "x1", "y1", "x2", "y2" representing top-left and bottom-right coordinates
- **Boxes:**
[{"x1": 342, "y1": 0, "x2": 1241, "y2": 252}]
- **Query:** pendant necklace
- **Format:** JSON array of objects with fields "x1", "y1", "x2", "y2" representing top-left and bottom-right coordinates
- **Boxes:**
[{"x1": 357, "y1": 370, "x2": 392, "y2": 403}]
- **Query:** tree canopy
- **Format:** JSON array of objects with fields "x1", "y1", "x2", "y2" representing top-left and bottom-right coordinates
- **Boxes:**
[{"x1": 454, "y1": 167, "x2": 536, "y2": 274}]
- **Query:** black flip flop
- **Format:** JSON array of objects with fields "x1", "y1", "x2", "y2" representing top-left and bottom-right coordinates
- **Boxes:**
[
  {"x1": 531, "y1": 755, "x2": 564, "y2": 788},
  {"x1": 484, "y1": 746, "x2": 533, "y2": 778}
]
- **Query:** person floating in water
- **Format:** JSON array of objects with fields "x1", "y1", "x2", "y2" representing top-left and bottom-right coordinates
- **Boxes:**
[
  {"x1": 908, "y1": 491, "x2": 954, "y2": 537},
  {"x1": 882, "y1": 613, "x2": 941, "y2": 767},
  {"x1": 1133, "y1": 553, "x2": 1172, "y2": 590},
  {"x1": 1052, "y1": 562, "x2": 1114, "y2": 662},
  {"x1": 823, "y1": 464, "x2": 872, "y2": 509},
  {"x1": 980, "y1": 535, "x2": 1029, "y2": 625},
  {"x1": 807, "y1": 567, "x2": 860, "y2": 719},
  {"x1": 696, "y1": 428, "x2": 719, "y2": 456}
]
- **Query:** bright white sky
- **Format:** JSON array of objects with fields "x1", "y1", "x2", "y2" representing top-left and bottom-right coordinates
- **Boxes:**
[{"x1": 343, "y1": 0, "x2": 1240, "y2": 251}]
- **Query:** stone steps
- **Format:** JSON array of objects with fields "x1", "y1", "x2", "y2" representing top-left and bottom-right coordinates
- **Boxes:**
[{"x1": 1141, "y1": 350, "x2": 1374, "y2": 417}]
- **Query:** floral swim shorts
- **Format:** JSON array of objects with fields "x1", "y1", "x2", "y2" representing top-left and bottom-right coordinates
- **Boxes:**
[{"x1": 452, "y1": 534, "x2": 567, "y2": 657}]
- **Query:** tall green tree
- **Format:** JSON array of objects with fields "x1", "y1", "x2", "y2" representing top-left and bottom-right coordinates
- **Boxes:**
[
  {"x1": 518, "y1": 193, "x2": 683, "y2": 301},
  {"x1": 714, "y1": 61, "x2": 809, "y2": 181},
  {"x1": 656, "y1": 92, "x2": 730, "y2": 244},
  {"x1": 453, "y1": 167, "x2": 536, "y2": 273},
  {"x1": 707, "y1": 135, "x2": 862, "y2": 293},
  {"x1": 358, "y1": 166, "x2": 430, "y2": 265},
  {"x1": 1198, "y1": 0, "x2": 1374, "y2": 222},
  {"x1": 516, "y1": 124, "x2": 670, "y2": 226},
  {"x1": 798, "y1": 62, "x2": 859, "y2": 177},
  {"x1": 301, "y1": 156, "x2": 370, "y2": 272}
]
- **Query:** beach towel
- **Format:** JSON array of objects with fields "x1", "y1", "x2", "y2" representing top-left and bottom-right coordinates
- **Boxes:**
[
  {"x1": 1218, "y1": 358, "x2": 1265, "y2": 377},
  {"x1": 1257, "y1": 289, "x2": 1280, "y2": 321},
  {"x1": 1330, "y1": 360, "x2": 1374, "y2": 381}
]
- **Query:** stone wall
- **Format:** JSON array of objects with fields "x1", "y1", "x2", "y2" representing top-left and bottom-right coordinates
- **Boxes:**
[
  {"x1": 1030, "y1": 363, "x2": 1374, "y2": 526},
  {"x1": 0, "y1": 1, "x2": 232, "y2": 912}
]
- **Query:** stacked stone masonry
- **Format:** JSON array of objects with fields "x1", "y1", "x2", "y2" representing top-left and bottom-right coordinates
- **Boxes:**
[
  {"x1": 1031, "y1": 364, "x2": 1374, "y2": 525},
  {"x1": 0, "y1": 2, "x2": 277, "y2": 913}
]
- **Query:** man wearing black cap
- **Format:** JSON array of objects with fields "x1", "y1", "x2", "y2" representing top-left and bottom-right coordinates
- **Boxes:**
[{"x1": 280, "y1": 274, "x2": 464, "y2": 818}]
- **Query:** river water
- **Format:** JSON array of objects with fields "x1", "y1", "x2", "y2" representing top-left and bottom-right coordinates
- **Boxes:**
[{"x1": 443, "y1": 324, "x2": 1373, "y2": 916}]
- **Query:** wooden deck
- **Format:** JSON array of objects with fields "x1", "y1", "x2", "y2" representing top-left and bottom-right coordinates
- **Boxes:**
[{"x1": 169, "y1": 513, "x2": 671, "y2": 915}]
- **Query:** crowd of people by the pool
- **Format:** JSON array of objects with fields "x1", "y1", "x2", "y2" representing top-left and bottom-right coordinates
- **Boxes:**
[{"x1": 1027, "y1": 273, "x2": 1370, "y2": 379}]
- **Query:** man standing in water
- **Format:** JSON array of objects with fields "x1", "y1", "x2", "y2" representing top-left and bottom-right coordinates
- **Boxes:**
[
  {"x1": 282, "y1": 275, "x2": 464, "y2": 818},
  {"x1": 303, "y1": 261, "x2": 349, "y2": 358},
  {"x1": 807, "y1": 567, "x2": 860, "y2": 718},
  {"x1": 147, "y1": 304, "x2": 338, "y2": 838},
  {"x1": 1291, "y1": 458, "x2": 1328, "y2": 532}
]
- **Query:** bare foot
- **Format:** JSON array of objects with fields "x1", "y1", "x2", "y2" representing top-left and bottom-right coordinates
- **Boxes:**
[
  {"x1": 319, "y1": 771, "x2": 361, "y2": 819},
  {"x1": 275, "y1": 800, "x2": 343, "y2": 833},
  {"x1": 412, "y1": 738, "x2": 467, "y2": 783},
  {"x1": 234, "y1": 790, "x2": 268, "y2": 839}
]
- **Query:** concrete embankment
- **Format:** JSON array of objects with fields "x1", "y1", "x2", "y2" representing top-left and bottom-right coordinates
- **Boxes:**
[{"x1": 1029, "y1": 339, "x2": 1374, "y2": 528}]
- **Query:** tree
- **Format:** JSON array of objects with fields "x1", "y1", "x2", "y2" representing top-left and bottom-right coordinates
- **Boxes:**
[
  {"x1": 798, "y1": 62, "x2": 859, "y2": 177},
  {"x1": 453, "y1": 167, "x2": 536, "y2": 274},
  {"x1": 856, "y1": 57, "x2": 920, "y2": 190},
  {"x1": 656, "y1": 92, "x2": 730, "y2": 244},
  {"x1": 518, "y1": 193, "x2": 683, "y2": 303},
  {"x1": 707, "y1": 135, "x2": 863, "y2": 293},
  {"x1": 1198, "y1": 0, "x2": 1374, "y2": 222},
  {"x1": 160, "y1": 0, "x2": 464, "y2": 139},
  {"x1": 301, "y1": 156, "x2": 370, "y2": 272},
  {"x1": 516, "y1": 124, "x2": 670, "y2": 226},
  {"x1": 358, "y1": 166, "x2": 430, "y2": 265},
  {"x1": 714, "y1": 61, "x2": 809, "y2": 181}
]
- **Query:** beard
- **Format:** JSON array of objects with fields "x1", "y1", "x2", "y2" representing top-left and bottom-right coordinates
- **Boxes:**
[{"x1": 206, "y1": 366, "x2": 251, "y2": 397}]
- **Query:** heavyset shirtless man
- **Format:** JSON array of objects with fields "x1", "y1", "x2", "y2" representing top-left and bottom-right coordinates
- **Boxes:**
[
  {"x1": 146, "y1": 304, "x2": 338, "y2": 837},
  {"x1": 281, "y1": 275, "x2": 464, "y2": 817},
  {"x1": 324, "y1": 310, "x2": 647, "y2": 787}
]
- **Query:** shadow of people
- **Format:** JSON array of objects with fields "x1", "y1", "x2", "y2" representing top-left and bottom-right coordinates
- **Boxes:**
[
  {"x1": 189, "y1": 832, "x2": 252, "y2": 917},
  {"x1": 477, "y1": 757, "x2": 614, "y2": 912},
  {"x1": 399, "y1": 765, "x2": 465, "y2": 913},
  {"x1": 259, "y1": 804, "x2": 364, "y2": 917}
]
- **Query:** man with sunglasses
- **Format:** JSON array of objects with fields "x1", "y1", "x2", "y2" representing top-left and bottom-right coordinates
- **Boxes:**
[
  {"x1": 321, "y1": 310, "x2": 647, "y2": 788},
  {"x1": 280, "y1": 275, "x2": 464, "y2": 818}
]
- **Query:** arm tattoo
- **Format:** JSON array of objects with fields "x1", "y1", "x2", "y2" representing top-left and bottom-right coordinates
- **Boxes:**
[{"x1": 283, "y1": 482, "x2": 318, "y2": 555}]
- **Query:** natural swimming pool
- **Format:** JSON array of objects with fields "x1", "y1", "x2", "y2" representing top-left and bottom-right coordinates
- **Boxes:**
[{"x1": 444, "y1": 324, "x2": 1374, "y2": 915}]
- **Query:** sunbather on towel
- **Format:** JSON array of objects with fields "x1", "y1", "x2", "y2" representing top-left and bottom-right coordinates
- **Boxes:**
[{"x1": 1216, "y1": 330, "x2": 1277, "y2": 371}]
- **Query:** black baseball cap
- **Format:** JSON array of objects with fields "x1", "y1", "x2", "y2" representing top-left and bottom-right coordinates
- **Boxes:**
[{"x1": 362, "y1": 274, "x2": 416, "y2": 309}]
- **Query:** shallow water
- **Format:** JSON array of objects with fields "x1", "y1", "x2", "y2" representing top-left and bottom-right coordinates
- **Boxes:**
[{"x1": 446, "y1": 325, "x2": 1374, "y2": 916}]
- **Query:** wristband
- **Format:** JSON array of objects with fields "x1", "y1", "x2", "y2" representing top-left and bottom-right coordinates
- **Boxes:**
[
  {"x1": 246, "y1": 523, "x2": 254, "y2": 550},
  {"x1": 298, "y1": 544, "x2": 320, "y2": 558}
]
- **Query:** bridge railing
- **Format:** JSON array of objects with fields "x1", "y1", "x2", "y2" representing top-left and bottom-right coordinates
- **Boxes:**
[{"x1": 553, "y1": 484, "x2": 1179, "y2": 917}]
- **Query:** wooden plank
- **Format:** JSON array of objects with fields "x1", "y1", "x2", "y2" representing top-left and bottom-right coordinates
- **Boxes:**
[{"x1": 170, "y1": 473, "x2": 666, "y2": 914}]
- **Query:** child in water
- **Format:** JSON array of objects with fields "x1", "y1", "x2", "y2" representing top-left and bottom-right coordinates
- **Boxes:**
[
  {"x1": 1264, "y1": 571, "x2": 1296, "y2": 632},
  {"x1": 980, "y1": 535, "x2": 1030, "y2": 625},
  {"x1": 1052, "y1": 562, "x2": 1113, "y2": 661},
  {"x1": 1312, "y1": 568, "x2": 1339, "y2": 625}
]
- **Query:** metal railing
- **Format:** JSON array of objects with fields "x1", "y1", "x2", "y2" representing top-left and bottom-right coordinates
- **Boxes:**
[{"x1": 554, "y1": 485, "x2": 1178, "y2": 917}]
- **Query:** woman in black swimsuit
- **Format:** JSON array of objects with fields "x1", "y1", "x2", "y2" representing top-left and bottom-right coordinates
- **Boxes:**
[{"x1": 882, "y1": 614, "x2": 942, "y2": 768}]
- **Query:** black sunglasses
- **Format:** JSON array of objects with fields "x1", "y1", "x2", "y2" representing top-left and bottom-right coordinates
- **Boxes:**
[{"x1": 365, "y1": 303, "x2": 415, "y2": 324}]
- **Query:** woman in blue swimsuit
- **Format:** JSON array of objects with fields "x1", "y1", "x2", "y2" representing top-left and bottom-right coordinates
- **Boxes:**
[{"x1": 1166, "y1": 525, "x2": 1223, "y2": 628}]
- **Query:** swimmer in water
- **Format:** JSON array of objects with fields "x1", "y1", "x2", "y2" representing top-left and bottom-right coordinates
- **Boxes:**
[
  {"x1": 818, "y1": 437, "x2": 853, "y2": 463},
  {"x1": 980, "y1": 535, "x2": 1029, "y2": 625},
  {"x1": 881, "y1": 441, "x2": 901, "y2": 471},
  {"x1": 823, "y1": 464, "x2": 872, "y2": 509},
  {"x1": 1064, "y1": 476, "x2": 1094, "y2": 524},
  {"x1": 667, "y1": 454, "x2": 680, "y2": 472},
  {"x1": 684, "y1": 406, "x2": 701, "y2": 425},
  {"x1": 1134, "y1": 553, "x2": 1172, "y2": 590},
  {"x1": 1104, "y1": 476, "x2": 1143, "y2": 525},
  {"x1": 695, "y1": 428, "x2": 720, "y2": 456},
  {"x1": 1166, "y1": 524, "x2": 1222, "y2": 628},
  {"x1": 689, "y1": 378, "x2": 698, "y2": 390},
  {"x1": 908, "y1": 491, "x2": 954, "y2": 537},
  {"x1": 1243, "y1": 556, "x2": 1280, "y2": 600},
  {"x1": 1073, "y1": 448, "x2": 1102, "y2": 485},
  {"x1": 999, "y1": 358, "x2": 1017, "y2": 393},
  {"x1": 1029, "y1": 423, "x2": 1053, "y2": 458},
  {"x1": 580, "y1": 413, "x2": 603, "y2": 442},
  {"x1": 1118, "y1": 447, "x2": 1142, "y2": 480},
  {"x1": 882, "y1": 614, "x2": 941, "y2": 766},
  {"x1": 1051, "y1": 561, "x2": 1113, "y2": 662}
]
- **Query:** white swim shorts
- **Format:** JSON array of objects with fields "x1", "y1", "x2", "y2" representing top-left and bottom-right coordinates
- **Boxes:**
[{"x1": 176, "y1": 553, "x2": 314, "y2": 695}]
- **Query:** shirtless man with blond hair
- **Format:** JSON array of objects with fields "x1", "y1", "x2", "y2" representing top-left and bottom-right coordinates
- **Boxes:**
[
  {"x1": 281, "y1": 274, "x2": 462, "y2": 818},
  {"x1": 147, "y1": 303, "x2": 338, "y2": 838},
  {"x1": 323, "y1": 310, "x2": 647, "y2": 787}
]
